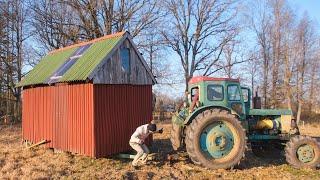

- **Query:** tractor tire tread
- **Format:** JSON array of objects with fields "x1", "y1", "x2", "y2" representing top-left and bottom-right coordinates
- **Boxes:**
[
  {"x1": 285, "y1": 135, "x2": 320, "y2": 169},
  {"x1": 170, "y1": 123, "x2": 183, "y2": 151},
  {"x1": 185, "y1": 108, "x2": 246, "y2": 169}
]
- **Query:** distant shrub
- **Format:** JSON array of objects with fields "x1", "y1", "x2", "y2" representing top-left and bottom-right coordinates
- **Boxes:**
[{"x1": 300, "y1": 111, "x2": 320, "y2": 124}]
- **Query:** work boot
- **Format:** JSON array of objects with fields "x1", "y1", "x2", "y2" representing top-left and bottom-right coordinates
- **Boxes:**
[
  {"x1": 140, "y1": 159, "x2": 148, "y2": 165},
  {"x1": 140, "y1": 153, "x2": 148, "y2": 165},
  {"x1": 132, "y1": 160, "x2": 139, "y2": 168}
]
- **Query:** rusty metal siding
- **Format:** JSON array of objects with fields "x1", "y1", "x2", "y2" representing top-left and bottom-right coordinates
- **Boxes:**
[
  {"x1": 22, "y1": 86, "x2": 54, "y2": 147},
  {"x1": 22, "y1": 84, "x2": 94, "y2": 156},
  {"x1": 93, "y1": 85, "x2": 153, "y2": 157},
  {"x1": 22, "y1": 83, "x2": 152, "y2": 158}
]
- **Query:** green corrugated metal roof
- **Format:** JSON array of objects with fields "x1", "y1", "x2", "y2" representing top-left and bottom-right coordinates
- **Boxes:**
[
  {"x1": 17, "y1": 48, "x2": 77, "y2": 87},
  {"x1": 17, "y1": 33, "x2": 124, "y2": 87},
  {"x1": 60, "y1": 36, "x2": 121, "y2": 82}
]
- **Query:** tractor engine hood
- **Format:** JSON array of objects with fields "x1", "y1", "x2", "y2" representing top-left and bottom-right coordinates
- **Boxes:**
[{"x1": 249, "y1": 109, "x2": 292, "y2": 116}]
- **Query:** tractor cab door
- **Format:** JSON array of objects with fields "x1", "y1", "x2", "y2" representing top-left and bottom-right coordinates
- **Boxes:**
[
  {"x1": 241, "y1": 87, "x2": 251, "y2": 116},
  {"x1": 227, "y1": 84, "x2": 245, "y2": 118}
]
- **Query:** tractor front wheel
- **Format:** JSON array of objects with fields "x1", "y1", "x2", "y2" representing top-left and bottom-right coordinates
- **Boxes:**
[
  {"x1": 170, "y1": 123, "x2": 183, "y2": 151},
  {"x1": 185, "y1": 109, "x2": 246, "y2": 169},
  {"x1": 285, "y1": 135, "x2": 320, "y2": 169}
]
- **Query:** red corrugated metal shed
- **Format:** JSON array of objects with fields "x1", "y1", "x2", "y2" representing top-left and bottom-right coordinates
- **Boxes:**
[
  {"x1": 20, "y1": 32, "x2": 155, "y2": 157},
  {"x1": 22, "y1": 84, "x2": 152, "y2": 157}
]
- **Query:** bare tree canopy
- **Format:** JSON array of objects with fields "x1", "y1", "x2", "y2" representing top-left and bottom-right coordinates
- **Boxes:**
[
  {"x1": 245, "y1": 0, "x2": 320, "y2": 122},
  {"x1": 0, "y1": 0, "x2": 320, "y2": 124},
  {"x1": 0, "y1": 0, "x2": 30, "y2": 122},
  {"x1": 30, "y1": 0, "x2": 160, "y2": 50},
  {"x1": 160, "y1": 0, "x2": 238, "y2": 89}
]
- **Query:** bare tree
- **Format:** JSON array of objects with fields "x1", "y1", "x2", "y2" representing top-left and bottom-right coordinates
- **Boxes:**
[
  {"x1": 295, "y1": 14, "x2": 315, "y2": 124},
  {"x1": 30, "y1": 0, "x2": 160, "y2": 50},
  {"x1": 161, "y1": 0, "x2": 238, "y2": 90},
  {"x1": 137, "y1": 28, "x2": 170, "y2": 83},
  {"x1": 0, "y1": 0, "x2": 30, "y2": 121},
  {"x1": 217, "y1": 37, "x2": 251, "y2": 79},
  {"x1": 281, "y1": 5, "x2": 295, "y2": 110},
  {"x1": 247, "y1": 0, "x2": 272, "y2": 108},
  {"x1": 269, "y1": 0, "x2": 284, "y2": 108},
  {"x1": 307, "y1": 54, "x2": 319, "y2": 112},
  {"x1": 30, "y1": 0, "x2": 84, "y2": 51}
]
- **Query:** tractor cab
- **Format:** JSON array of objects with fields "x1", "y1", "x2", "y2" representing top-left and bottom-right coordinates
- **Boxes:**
[{"x1": 188, "y1": 76, "x2": 250, "y2": 119}]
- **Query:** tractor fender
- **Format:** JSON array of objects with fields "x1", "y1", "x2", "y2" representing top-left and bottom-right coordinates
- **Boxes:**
[{"x1": 184, "y1": 105, "x2": 240, "y2": 125}]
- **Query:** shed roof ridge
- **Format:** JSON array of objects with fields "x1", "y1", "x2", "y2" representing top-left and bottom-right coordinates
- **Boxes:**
[{"x1": 49, "y1": 31, "x2": 126, "y2": 55}]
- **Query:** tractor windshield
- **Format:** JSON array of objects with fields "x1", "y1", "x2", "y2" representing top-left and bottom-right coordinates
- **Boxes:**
[{"x1": 207, "y1": 85, "x2": 224, "y2": 101}]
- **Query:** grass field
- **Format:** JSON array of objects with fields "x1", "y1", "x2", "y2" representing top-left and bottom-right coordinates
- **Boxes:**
[{"x1": 0, "y1": 122, "x2": 319, "y2": 179}]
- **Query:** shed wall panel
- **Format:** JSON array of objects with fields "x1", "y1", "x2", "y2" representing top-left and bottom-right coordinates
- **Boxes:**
[
  {"x1": 22, "y1": 84, "x2": 94, "y2": 156},
  {"x1": 94, "y1": 85, "x2": 153, "y2": 157}
]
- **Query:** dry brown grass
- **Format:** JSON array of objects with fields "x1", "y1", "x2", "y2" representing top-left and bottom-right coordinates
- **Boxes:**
[
  {"x1": 299, "y1": 123, "x2": 320, "y2": 137},
  {"x1": 0, "y1": 123, "x2": 319, "y2": 179}
]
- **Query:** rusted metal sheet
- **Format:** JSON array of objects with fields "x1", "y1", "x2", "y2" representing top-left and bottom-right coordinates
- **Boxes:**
[
  {"x1": 22, "y1": 83, "x2": 152, "y2": 157},
  {"x1": 93, "y1": 85, "x2": 153, "y2": 157},
  {"x1": 22, "y1": 84, "x2": 94, "y2": 156}
]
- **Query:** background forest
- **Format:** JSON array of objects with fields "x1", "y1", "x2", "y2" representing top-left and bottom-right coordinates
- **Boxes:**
[{"x1": 0, "y1": 0, "x2": 319, "y2": 124}]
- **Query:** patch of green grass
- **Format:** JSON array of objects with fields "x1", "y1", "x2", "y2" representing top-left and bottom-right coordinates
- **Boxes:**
[{"x1": 281, "y1": 164, "x2": 320, "y2": 178}]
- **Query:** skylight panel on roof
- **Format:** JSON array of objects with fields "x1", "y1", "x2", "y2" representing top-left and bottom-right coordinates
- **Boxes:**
[
  {"x1": 72, "y1": 44, "x2": 91, "y2": 57},
  {"x1": 47, "y1": 44, "x2": 92, "y2": 84}
]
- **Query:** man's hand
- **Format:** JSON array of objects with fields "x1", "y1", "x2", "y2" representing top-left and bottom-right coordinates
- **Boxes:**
[{"x1": 157, "y1": 128, "x2": 163, "y2": 134}]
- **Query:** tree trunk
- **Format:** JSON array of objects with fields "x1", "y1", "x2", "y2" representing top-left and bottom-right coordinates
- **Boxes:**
[
  {"x1": 262, "y1": 49, "x2": 268, "y2": 108},
  {"x1": 283, "y1": 46, "x2": 292, "y2": 110},
  {"x1": 296, "y1": 101, "x2": 302, "y2": 124},
  {"x1": 308, "y1": 63, "x2": 316, "y2": 112}
]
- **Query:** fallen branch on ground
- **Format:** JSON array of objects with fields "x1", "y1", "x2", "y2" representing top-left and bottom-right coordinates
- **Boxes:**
[{"x1": 26, "y1": 140, "x2": 47, "y2": 149}]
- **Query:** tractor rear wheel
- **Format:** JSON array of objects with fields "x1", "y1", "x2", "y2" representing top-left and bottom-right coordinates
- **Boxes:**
[
  {"x1": 285, "y1": 135, "x2": 320, "y2": 169},
  {"x1": 170, "y1": 123, "x2": 183, "y2": 151},
  {"x1": 185, "y1": 109, "x2": 246, "y2": 169}
]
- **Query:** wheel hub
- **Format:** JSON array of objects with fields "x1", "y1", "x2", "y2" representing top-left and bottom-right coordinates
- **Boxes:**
[
  {"x1": 297, "y1": 144, "x2": 315, "y2": 163},
  {"x1": 200, "y1": 122, "x2": 234, "y2": 158},
  {"x1": 208, "y1": 133, "x2": 227, "y2": 150},
  {"x1": 215, "y1": 135, "x2": 227, "y2": 149}
]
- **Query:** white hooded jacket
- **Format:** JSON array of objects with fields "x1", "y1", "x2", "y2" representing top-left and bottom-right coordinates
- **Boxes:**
[{"x1": 129, "y1": 124, "x2": 151, "y2": 144}]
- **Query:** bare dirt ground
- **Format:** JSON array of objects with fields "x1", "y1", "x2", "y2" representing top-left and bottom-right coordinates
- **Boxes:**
[{"x1": 0, "y1": 122, "x2": 319, "y2": 179}]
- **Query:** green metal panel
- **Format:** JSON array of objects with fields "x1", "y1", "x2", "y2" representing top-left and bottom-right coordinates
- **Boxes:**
[
  {"x1": 248, "y1": 134, "x2": 280, "y2": 140},
  {"x1": 60, "y1": 36, "x2": 122, "y2": 82},
  {"x1": 249, "y1": 109, "x2": 292, "y2": 116},
  {"x1": 17, "y1": 48, "x2": 77, "y2": 87}
]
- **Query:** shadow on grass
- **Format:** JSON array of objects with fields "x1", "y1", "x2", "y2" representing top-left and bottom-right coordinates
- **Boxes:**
[
  {"x1": 109, "y1": 137, "x2": 289, "y2": 170},
  {"x1": 150, "y1": 138, "x2": 288, "y2": 169},
  {"x1": 238, "y1": 151, "x2": 287, "y2": 169}
]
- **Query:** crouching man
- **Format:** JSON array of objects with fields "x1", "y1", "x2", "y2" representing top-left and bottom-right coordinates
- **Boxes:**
[{"x1": 129, "y1": 123, "x2": 163, "y2": 167}]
